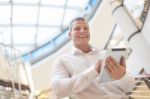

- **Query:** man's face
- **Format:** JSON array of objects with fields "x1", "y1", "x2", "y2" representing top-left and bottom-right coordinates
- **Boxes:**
[{"x1": 69, "y1": 20, "x2": 90, "y2": 46}]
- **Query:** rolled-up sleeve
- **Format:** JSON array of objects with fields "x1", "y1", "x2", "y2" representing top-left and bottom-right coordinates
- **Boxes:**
[
  {"x1": 115, "y1": 72, "x2": 135, "y2": 92},
  {"x1": 100, "y1": 72, "x2": 135, "y2": 94}
]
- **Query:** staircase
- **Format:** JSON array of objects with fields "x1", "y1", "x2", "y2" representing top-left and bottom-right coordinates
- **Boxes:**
[{"x1": 127, "y1": 69, "x2": 150, "y2": 99}]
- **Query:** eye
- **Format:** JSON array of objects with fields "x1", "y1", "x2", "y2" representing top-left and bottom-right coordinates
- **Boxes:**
[
  {"x1": 74, "y1": 27, "x2": 81, "y2": 31},
  {"x1": 84, "y1": 27, "x2": 89, "y2": 31}
]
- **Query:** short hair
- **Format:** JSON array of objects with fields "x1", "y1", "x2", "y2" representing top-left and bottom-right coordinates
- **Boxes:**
[{"x1": 69, "y1": 17, "x2": 87, "y2": 31}]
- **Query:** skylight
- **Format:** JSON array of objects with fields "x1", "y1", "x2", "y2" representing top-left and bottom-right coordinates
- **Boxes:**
[{"x1": 0, "y1": 0, "x2": 89, "y2": 55}]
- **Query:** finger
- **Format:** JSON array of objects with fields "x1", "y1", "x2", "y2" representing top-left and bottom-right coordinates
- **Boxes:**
[
  {"x1": 95, "y1": 60, "x2": 103, "y2": 73},
  {"x1": 105, "y1": 66, "x2": 113, "y2": 78},
  {"x1": 105, "y1": 62, "x2": 112, "y2": 73},
  {"x1": 97, "y1": 59, "x2": 103, "y2": 66},
  {"x1": 105, "y1": 59, "x2": 118, "y2": 75},
  {"x1": 120, "y1": 56, "x2": 126, "y2": 67},
  {"x1": 106, "y1": 57, "x2": 117, "y2": 71},
  {"x1": 98, "y1": 59, "x2": 105, "y2": 67},
  {"x1": 105, "y1": 62, "x2": 115, "y2": 79},
  {"x1": 109, "y1": 56, "x2": 120, "y2": 68}
]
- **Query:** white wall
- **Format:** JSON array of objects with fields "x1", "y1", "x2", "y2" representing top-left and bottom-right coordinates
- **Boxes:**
[
  {"x1": 110, "y1": 0, "x2": 150, "y2": 75},
  {"x1": 142, "y1": 5, "x2": 150, "y2": 45},
  {"x1": 89, "y1": 0, "x2": 115, "y2": 48},
  {"x1": 127, "y1": 34, "x2": 150, "y2": 74},
  {"x1": 108, "y1": 0, "x2": 150, "y2": 75},
  {"x1": 127, "y1": 6, "x2": 150, "y2": 73}
]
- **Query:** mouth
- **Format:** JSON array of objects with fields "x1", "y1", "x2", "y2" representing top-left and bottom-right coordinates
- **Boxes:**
[{"x1": 78, "y1": 35, "x2": 87, "y2": 38}]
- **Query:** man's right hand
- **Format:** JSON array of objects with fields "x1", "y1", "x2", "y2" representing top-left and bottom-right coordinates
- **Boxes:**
[{"x1": 95, "y1": 60, "x2": 103, "y2": 73}]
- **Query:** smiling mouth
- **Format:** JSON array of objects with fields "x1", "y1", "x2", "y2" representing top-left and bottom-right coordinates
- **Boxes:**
[{"x1": 79, "y1": 35, "x2": 87, "y2": 38}]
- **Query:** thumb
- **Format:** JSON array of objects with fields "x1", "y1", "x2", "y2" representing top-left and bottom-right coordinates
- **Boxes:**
[
  {"x1": 95, "y1": 60, "x2": 103, "y2": 73},
  {"x1": 98, "y1": 59, "x2": 105, "y2": 67},
  {"x1": 120, "y1": 56, "x2": 126, "y2": 67}
]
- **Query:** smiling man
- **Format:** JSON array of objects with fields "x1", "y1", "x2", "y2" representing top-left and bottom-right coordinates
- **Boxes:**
[
  {"x1": 51, "y1": 17, "x2": 135, "y2": 99},
  {"x1": 69, "y1": 17, "x2": 90, "y2": 53}
]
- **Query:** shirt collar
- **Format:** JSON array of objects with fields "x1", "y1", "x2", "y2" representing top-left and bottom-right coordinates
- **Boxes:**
[{"x1": 70, "y1": 44, "x2": 98, "y2": 55}]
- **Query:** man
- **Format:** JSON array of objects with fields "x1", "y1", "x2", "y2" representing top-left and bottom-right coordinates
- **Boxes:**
[{"x1": 51, "y1": 17, "x2": 135, "y2": 99}]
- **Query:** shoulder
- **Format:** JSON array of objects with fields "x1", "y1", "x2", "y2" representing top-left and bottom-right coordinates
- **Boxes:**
[
  {"x1": 54, "y1": 52, "x2": 72, "y2": 63},
  {"x1": 90, "y1": 45, "x2": 105, "y2": 53}
]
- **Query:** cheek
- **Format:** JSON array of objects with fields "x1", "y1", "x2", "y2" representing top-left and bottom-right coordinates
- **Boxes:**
[
  {"x1": 72, "y1": 32, "x2": 79, "y2": 38},
  {"x1": 87, "y1": 35, "x2": 90, "y2": 38},
  {"x1": 69, "y1": 32, "x2": 75, "y2": 39},
  {"x1": 70, "y1": 34, "x2": 77, "y2": 41}
]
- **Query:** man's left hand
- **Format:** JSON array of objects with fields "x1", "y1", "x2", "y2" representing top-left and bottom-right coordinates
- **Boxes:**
[{"x1": 105, "y1": 56, "x2": 126, "y2": 80}]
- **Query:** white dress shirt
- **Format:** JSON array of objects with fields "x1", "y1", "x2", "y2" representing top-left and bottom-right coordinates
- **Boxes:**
[{"x1": 51, "y1": 45, "x2": 135, "y2": 99}]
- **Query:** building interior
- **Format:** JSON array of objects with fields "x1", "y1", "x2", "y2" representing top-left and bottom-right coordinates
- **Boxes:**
[{"x1": 0, "y1": 0, "x2": 150, "y2": 99}]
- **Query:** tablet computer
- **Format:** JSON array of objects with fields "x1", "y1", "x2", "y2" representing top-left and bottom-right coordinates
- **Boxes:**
[
  {"x1": 107, "y1": 48, "x2": 129, "y2": 62},
  {"x1": 97, "y1": 48, "x2": 130, "y2": 83}
]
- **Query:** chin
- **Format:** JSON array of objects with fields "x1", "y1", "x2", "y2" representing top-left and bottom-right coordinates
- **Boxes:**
[{"x1": 78, "y1": 42, "x2": 88, "y2": 45}]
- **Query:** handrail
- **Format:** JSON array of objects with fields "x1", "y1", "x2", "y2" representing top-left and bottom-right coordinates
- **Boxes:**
[
  {"x1": 0, "y1": 79, "x2": 29, "y2": 91},
  {"x1": 126, "y1": 68, "x2": 150, "y2": 99},
  {"x1": 144, "y1": 77, "x2": 150, "y2": 89}
]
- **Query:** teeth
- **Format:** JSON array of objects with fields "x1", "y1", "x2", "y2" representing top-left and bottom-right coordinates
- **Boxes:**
[{"x1": 79, "y1": 35, "x2": 86, "y2": 38}]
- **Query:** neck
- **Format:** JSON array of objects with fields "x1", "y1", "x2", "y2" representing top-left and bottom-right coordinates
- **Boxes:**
[{"x1": 75, "y1": 44, "x2": 91, "y2": 53}]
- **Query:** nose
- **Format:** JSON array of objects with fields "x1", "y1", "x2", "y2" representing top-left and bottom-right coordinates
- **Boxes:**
[{"x1": 80, "y1": 28, "x2": 86, "y2": 32}]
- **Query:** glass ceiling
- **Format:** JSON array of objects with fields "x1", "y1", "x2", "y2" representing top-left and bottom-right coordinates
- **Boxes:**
[{"x1": 0, "y1": 0, "x2": 90, "y2": 56}]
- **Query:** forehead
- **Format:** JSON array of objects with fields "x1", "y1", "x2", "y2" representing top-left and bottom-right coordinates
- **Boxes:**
[{"x1": 72, "y1": 20, "x2": 89, "y2": 27}]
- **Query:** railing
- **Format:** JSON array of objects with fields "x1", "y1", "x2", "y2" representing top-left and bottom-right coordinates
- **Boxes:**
[
  {"x1": 0, "y1": 79, "x2": 30, "y2": 99},
  {"x1": 127, "y1": 69, "x2": 150, "y2": 99},
  {"x1": 0, "y1": 44, "x2": 35, "y2": 99}
]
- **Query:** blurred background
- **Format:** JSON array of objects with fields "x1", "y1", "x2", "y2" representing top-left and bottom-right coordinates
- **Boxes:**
[{"x1": 0, "y1": 0, "x2": 150, "y2": 98}]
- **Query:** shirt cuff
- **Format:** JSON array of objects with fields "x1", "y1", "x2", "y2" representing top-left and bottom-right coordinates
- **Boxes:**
[
  {"x1": 83, "y1": 66, "x2": 99, "y2": 81},
  {"x1": 116, "y1": 72, "x2": 134, "y2": 84}
]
